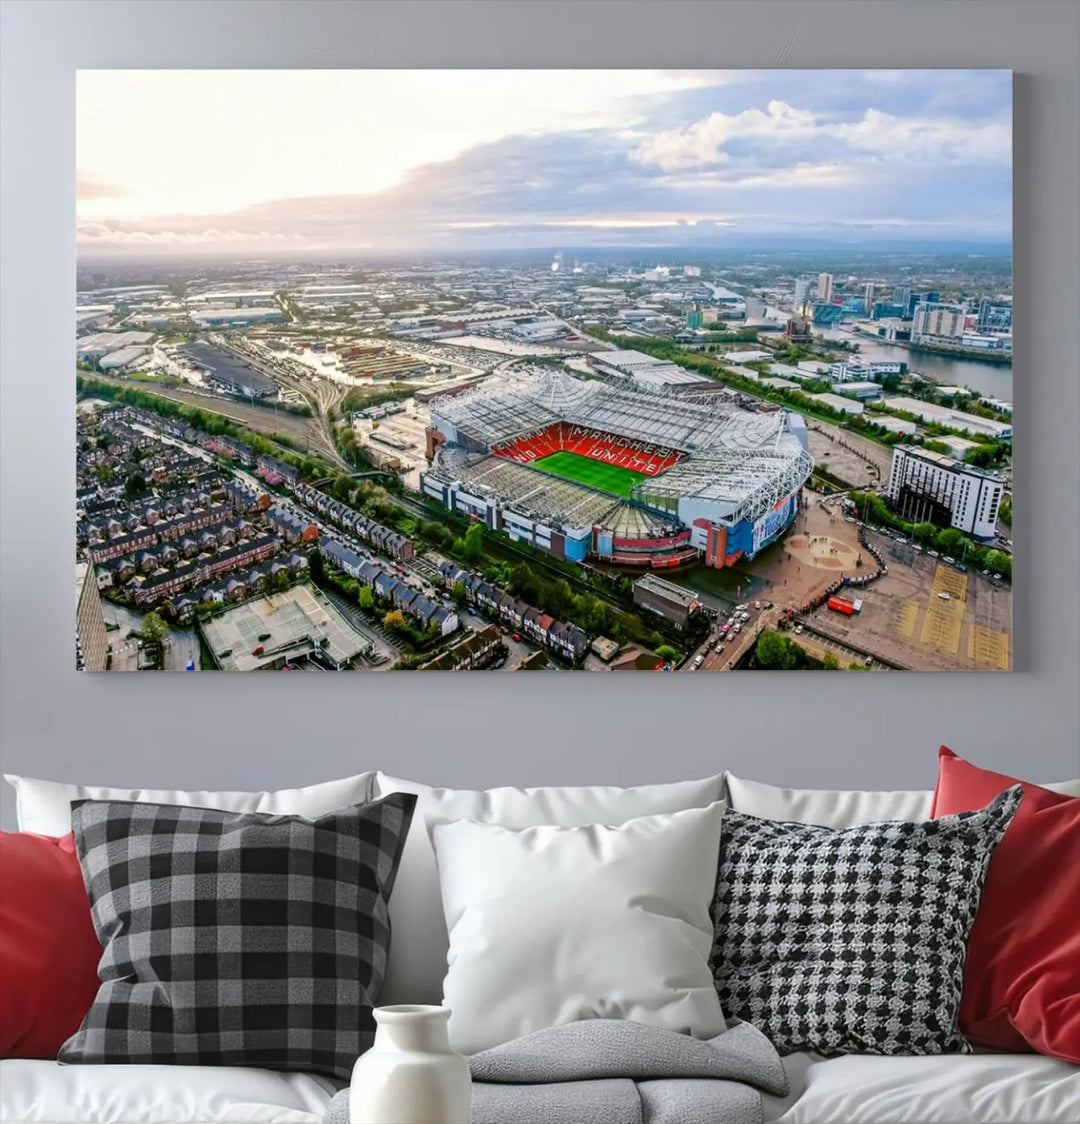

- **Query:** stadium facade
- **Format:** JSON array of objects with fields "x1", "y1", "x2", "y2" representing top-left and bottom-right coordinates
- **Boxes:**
[{"x1": 421, "y1": 369, "x2": 812, "y2": 570}]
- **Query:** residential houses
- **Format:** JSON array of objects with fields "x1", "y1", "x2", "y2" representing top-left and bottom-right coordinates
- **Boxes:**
[
  {"x1": 438, "y1": 561, "x2": 589, "y2": 664},
  {"x1": 318, "y1": 536, "x2": 458, "y2": 636},
  {"x1": 293, "y1": 482, "x2": 414, "y2": 561}
]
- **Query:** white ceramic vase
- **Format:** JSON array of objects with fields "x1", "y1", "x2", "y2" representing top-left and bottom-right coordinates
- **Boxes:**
[{"x1": 350, "y1": 1005, "x2": 471, "y2": 1124}]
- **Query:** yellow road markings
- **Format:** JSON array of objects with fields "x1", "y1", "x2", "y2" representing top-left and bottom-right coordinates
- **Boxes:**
[
  {"x1": 931, "y1": 564, "x2": 968, "y2": 602},
  {"x1": 921, "y1": 596, "x2": 964, "y2": 656},
  {"x1": 895, "y1": 600, "x2": 920, "y2": 641},
  {"x1": 968, "y1": 625, "x2": 1009, "y2": 670}
]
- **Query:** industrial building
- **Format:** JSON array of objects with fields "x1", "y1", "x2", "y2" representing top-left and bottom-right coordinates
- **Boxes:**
[
  {"x1": 832, "y1": 381, "x2": 882, "y2": 400},
  {"x1": 422, "y1": 368, "x2": 812, "y2": 569},
  {"x1": 76, "y1": 331, "x2": 156, "y2": 364},
  {"x1": 588, "y1": 348, "x2": 713, "y2": 391},
  {"x1": 632, "y1": 574, "x2": 702, "y2": 625},
  {"x1": 873, "y1": 415, "x2": 919, "y2": 437},
  {"x1": 191, "y1": 307, "x2": 284, "y2": 326},
  {"x1": 886, "y1": 446, "x2": 1004, "y2": 541},
  {"x1": 98, "y1": 345, "x2": 151, "y2": 371},
  {"x1": 807, "y1": 392, "x2": 865, "y2": 415},
  {"x1": 881, "y1": 397, "x2": 1012, "y2": 440}
]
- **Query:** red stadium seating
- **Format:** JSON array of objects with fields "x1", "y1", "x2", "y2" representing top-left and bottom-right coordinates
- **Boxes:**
[{"x1": 492, "y1": 423, "x2": 682, "y2": 477}]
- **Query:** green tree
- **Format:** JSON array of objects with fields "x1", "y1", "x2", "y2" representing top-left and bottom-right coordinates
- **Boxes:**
[
  {"x1": 655, "y1": 644, "x2": 682, "y2": 663},
  {"x1": 357, "y1": 586, "x2": 374, "y2": 611},
  {"x1": 822, "y1": 652, "x2": 840, "y2": 670},
  {"x1": 755, "y1": 630, "x2": 798, "y2": 670},
  {"x1": 462, "y1": 522, "x2": 484, "y2": 562},
  {"x1": 999, "y1": 494, "x2": 1012, "y2": 526},
  {"x1": 912, "y1": 522, "x2": 938, "y2": 545},
  {"x1": 935, "y1": 527, "x2": 965, "y2": 555},
  {"x1": 450, "y1": 581, "x2": 467, "y2": 606},
  {"x1": 983, "y1": 549, "x2": 1011, "y2": 579},
  {"x1": 136, "y1": 612, "x2": 168, "y2": 670}
]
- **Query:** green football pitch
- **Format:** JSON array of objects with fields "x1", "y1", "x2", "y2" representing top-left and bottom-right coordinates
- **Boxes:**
[{"x1": 533, "y1": 451, "x2": 647, "y2": 497}]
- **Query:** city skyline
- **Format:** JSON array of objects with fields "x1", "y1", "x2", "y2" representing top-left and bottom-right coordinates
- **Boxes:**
[{"x1": 77, "y1": 69, "x2": 1012, "y2": 255}]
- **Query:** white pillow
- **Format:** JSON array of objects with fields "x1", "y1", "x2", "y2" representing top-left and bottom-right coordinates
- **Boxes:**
[
  {"x1": 723, "y1": 772, "x2": 933, "y2": 827},
  {"x1": 432, "y1": 802, "x2": 727, "y2": 1055},
  {"x1": 723, "y1": 771, "x2": 1080, "y2": 828},
  {"x1": 4, "y1": 772, "x2": 376, "y2": 836},
  {"x1": 374, "y1": 772, "x2": 725, "y2": 1005}
]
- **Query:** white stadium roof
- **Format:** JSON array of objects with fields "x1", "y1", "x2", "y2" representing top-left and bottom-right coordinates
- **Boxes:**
[{"x1": 429, "y1": 368, "x2": 813, "y2": 526}]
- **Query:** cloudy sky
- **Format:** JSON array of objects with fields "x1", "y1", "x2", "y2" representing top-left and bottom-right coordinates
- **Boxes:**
[{"x1": 77, "y1": 69, "x2": 1011, "y2": 254}]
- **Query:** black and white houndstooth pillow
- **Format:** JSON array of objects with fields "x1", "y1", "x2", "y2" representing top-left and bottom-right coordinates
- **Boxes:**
[
  {"x1": 710, "y1": 785, "x2": 1022, "y2": 1057},
  {"x1": 60, "y1": 793, "x2": 416, "y2": 1079}
]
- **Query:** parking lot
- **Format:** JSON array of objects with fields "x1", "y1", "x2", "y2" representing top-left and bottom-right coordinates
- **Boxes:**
[{"x1": 807, "y1": 531, "x2": 1011, "y2": 670}]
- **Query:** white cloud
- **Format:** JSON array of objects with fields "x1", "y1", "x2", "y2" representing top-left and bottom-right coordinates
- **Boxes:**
[
  {"x1": 833, "y1": 108, "x2": 1011, "y2": 162},
  {"x1": 632, "y1": 101, "x2": 819, "y2": 170},
  {"x1": 632, "y1": 101, "x2": 1010, "y2": 170},
  {"x1": 658, "y1": 161, "x2": 856, "y2": 190}
]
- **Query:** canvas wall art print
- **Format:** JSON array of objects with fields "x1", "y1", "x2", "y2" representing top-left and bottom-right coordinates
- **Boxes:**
[{"x1": 75, "y1": 69, "x2": 1013, "y2": 672}]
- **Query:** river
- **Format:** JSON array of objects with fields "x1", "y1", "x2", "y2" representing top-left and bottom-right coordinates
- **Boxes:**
[
  {"x1": 761, "y1": 307, "x2": 1013, "y2": 402},
  {"x1": 820, "y1": 327, "x2": 1012, "y2": 401}
]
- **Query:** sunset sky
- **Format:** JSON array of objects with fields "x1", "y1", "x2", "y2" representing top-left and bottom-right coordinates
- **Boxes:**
[{"x1": 77, "y1": 69, "x2": 1011, "y2": 254}]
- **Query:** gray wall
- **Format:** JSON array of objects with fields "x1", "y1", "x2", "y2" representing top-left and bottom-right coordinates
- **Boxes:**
[{"x1": 2, "y1": 1, "x2": 1078, "y2": 829}]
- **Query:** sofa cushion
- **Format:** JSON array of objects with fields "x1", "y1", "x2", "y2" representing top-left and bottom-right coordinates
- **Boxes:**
[
  {"x1": 373, "y1": 772, "x2": 725, "y2": 1005},
  {"x1": 0, "y1": 1058, "x2": 335, "y2": 1124},
  {"x1": 763, "y1": 1049, "x2": 1080, "y2": 1123},
  {"x1": 4, "y1": 772, "x2": 376, "y2": 836},
  {"x1": 432, "y1": 803, "x2": 727, "y2": 1054},
  {"x1": 0, "y1": 833, "x2": 101, "y2": 1058},
  {"x1": 59, "y1": 795, "x2": 415, "y2": 1081},
  {"x1": 711, "y1": 787, "x2": 1023, "y2": 1057},
  {"x1": 724, "y1": 770, "x2": 1080, "y2": 827},
  {"x1": 932, "y1": 747, "x2": 1080, "y2": 1062}
]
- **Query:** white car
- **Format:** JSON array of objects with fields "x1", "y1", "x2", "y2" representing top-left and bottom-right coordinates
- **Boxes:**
[
  {"x1": 938, "y1": 592, "x2": 951, "y2": 601},
  {"x1": 795, "y1": 625, "x2": 804, "y2": 635},
  {"x1": 694, "y1": 654, "x2": 704, "y2": 667},
  {"x1": 734, "y1": 623, "x2": 743, "y2": 633}
]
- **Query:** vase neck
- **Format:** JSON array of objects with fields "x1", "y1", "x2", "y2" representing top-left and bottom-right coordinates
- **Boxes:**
[{"x1": 376, "y1": 1010, "x2": 452, "y2": 1053}]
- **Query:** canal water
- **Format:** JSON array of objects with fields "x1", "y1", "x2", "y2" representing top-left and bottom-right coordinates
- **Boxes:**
[
  {"x1": 820, "y1": 327, "x2": 1013, "y2": 402},
  {"x1": 760, "y1": 307, "x2": 1013, "y2": 401}
]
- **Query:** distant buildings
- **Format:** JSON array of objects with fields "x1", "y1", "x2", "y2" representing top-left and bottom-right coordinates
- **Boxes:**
[
  {"x1": 190, "y1": 307, "x2": 284, "y2": 326},
  {"x1": 810, "y1": 303, "x2": 844, "y2": 325},
  {"x1": 911, "y1": 302, "x2": 966, "y2": 342},
  {"x1": 871, "y1": 301, "x2": 906, "y2": 320},
  {"x1": 817, "y1": 273, "x2": 834, "y2": 302},
  {"x1": 977, "y1": 298, "x2": 1012, "y2": 333},
  {"x1": 784, "y1": 317, "x2": 813, "y2": 343},
  {"x1": 887, "y1": 446, "x2": 1004, "y2": 540},
  {"x1": 793, "y1": 277, "x2": 810, "y2": 310},
  {"x1": 76, "y1": 330, "x2": 156, "y2": 366},
  {"x1": 863, "y1": 283, "x2": 875, "y2": 314}
]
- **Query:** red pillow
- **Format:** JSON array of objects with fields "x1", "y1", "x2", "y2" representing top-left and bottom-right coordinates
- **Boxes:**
[
  {"x1": 0, "y1": 832, "x2": 102, "y2": 1057},
  {"x1": 932, "y1": 746, "x2": 1080, "y2": 1062}
]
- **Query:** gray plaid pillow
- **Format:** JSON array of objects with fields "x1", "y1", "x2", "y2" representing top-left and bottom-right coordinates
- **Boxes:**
[
  {"x1": 60, "y1": 793, "x2": 416, "y2": 1079},
  {"x1": 710, "y1": 785, "x2": 1022, "y2": 1057}
]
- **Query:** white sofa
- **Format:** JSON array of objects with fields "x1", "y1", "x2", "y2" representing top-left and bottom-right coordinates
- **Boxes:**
[{"x1": 3, "y1": 770, "x2": 1079, "y2": 1124}]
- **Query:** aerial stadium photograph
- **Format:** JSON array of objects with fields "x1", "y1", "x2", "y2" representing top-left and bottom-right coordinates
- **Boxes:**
[{"x1": 74, "y1": 69, "x2": 1013, "y2": 672}]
